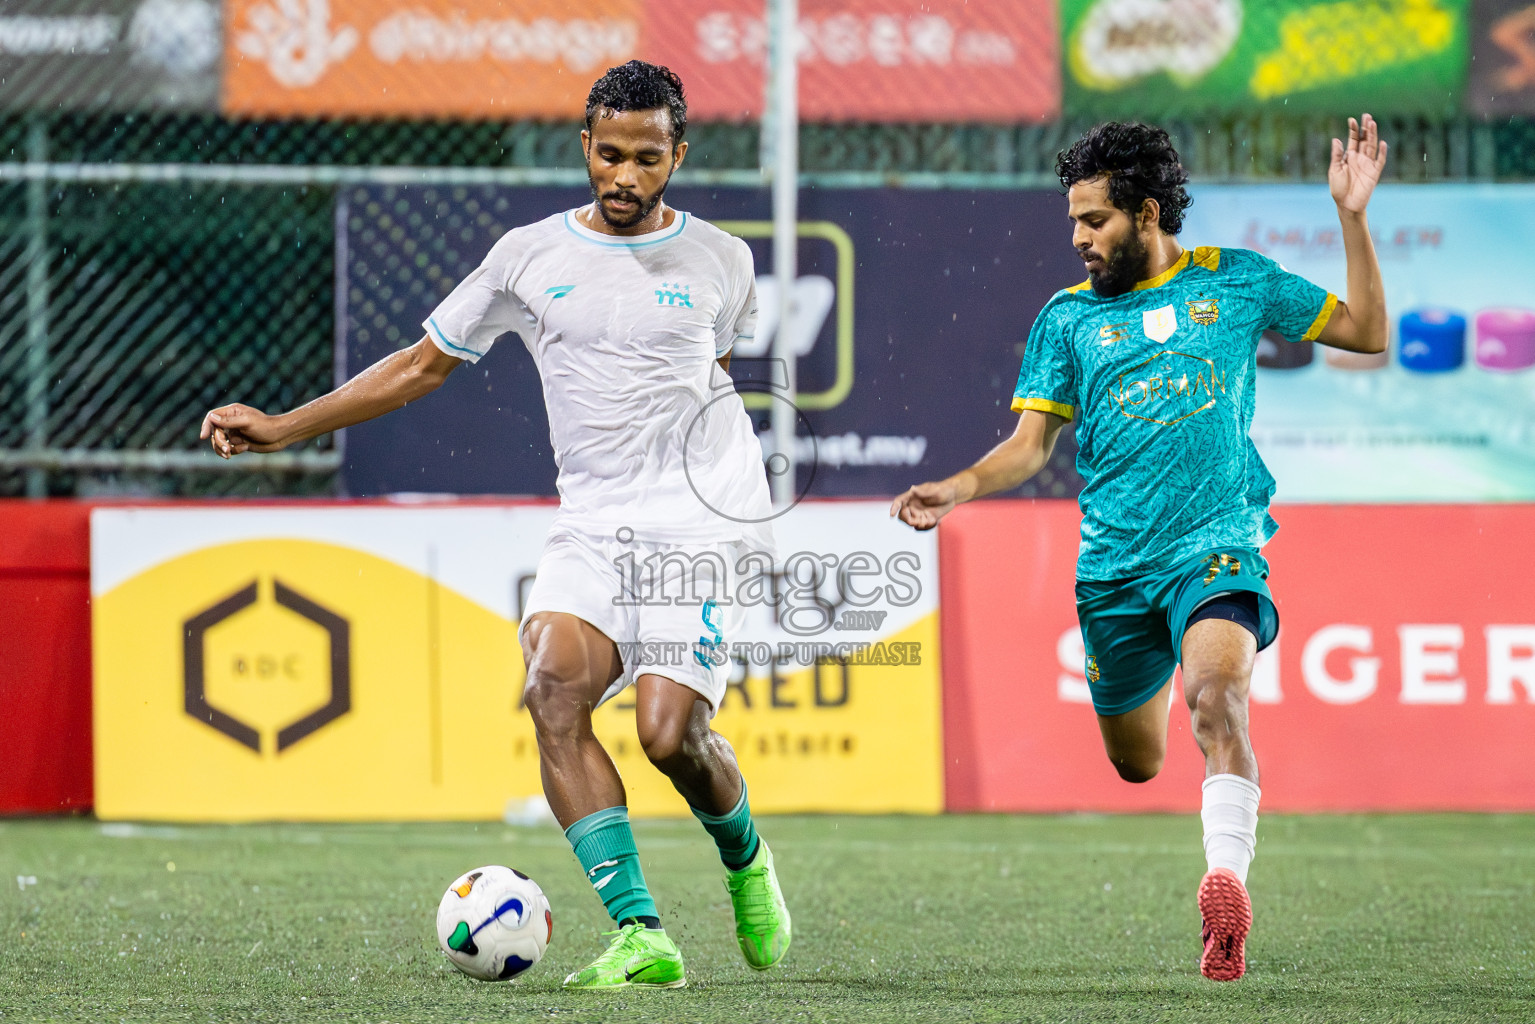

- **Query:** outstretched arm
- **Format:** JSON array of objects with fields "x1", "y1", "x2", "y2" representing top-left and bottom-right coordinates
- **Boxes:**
[
  {"x1": 200, "y1": 336, "x2": 462, "y2": 457},
  {"x1": 1316, "y1": 113, "x2": 1389, "y2": 354},
  {"x1": 889, "y1": 409, "x2": 1068, "y2": 530}
]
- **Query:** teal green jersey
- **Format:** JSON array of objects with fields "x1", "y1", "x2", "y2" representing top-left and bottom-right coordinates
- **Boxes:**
[{"x1": 1012, "y1": 246, "x2": 1336, "y2": 582}]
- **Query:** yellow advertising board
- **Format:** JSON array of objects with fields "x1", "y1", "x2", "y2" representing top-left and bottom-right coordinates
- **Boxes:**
[{"x1": 91, "y1": 504, "x2": 941, "y2": 821}]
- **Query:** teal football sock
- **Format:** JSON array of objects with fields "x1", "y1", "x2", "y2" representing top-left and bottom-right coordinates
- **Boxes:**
[
  {"x1": 691, "y1": 782, "x2": 761, "y2": 872},
  {"x1": 564, "y1": 806, "x2": 660, "y2": 926}
]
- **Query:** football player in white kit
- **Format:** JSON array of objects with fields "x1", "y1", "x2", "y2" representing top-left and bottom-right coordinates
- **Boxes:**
[{"x1": 200, "y1": 61, "x2": 791, "y2": 991}]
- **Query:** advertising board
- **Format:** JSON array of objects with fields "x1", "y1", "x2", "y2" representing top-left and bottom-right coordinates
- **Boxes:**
[
  {"x1": 644, "y1": 0, "x2": 1058, "y2": 122},
  {"x1": 941, "y1": 499, "x2": 1535, "y2": 812},
  {"x1": 1063, "y1": 0, "x2": 1469, "y2": 117},
  {"x1": 221, "y1": 0, "x2": 1057, "y2": 120},
  {"x1": 338, "y1": 184, "x2": 1087, "y2": 501},
  {"x1": 223, "y1": 0, "x2": 640, "y2": 118},
  {"x1": 91, "y1": 501, "x2": 941, "y2": 821},
  {"x1": 1468, "y1": 0, "x2": 1535, "y2": 116},
  {"x1": 0, "y1": 0, "x2": 219, "y2": 111},
  {"x1": 1181, "y1": 184, "x2": 1535, "y2": 502}
]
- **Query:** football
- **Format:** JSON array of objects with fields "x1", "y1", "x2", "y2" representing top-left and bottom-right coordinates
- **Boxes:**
[{"x1": 435, "y1": 865, "x2": 553, "y2": 981}]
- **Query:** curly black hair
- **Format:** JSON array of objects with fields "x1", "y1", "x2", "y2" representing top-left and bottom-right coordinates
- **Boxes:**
[
  {"x1": 586, "y1": 60, "x2": 688, "y2": 147},
  {"x1": 1055, "y1": 123, "x2": 1192, "y2": 235}
]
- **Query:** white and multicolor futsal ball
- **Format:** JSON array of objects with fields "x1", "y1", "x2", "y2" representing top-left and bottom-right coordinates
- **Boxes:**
[{"x1": 436, "y1": 865, "x2": 552, "y2": 981}]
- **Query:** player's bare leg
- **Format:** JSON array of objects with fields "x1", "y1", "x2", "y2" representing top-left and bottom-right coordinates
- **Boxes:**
[
  {"x1": 521, "y1": 612, "x2": 626, "y2": 826},
  {"x1": 636, "y1": 674, "x2": 791, "y2": 969},
  {"x1": 1181, "y1": 618, "x2": 1259, "y2": 782},
  {"x1": 635, "y1": 674, "x2": 743, "y2": 814},
  {"x1": 522, "y1": 612, "x2": 685, "y2": 988},
  {"x1": 1095, "y1": 676, "x2": 1175, "y2": 783},
  {"x1": 1181, "y1": 617, "x2": 1261, "y2": 982}
]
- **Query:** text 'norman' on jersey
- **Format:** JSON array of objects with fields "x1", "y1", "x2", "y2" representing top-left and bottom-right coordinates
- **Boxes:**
[{"x1": 1013, "y1": 246, "x2": 1336, "y2": 581}]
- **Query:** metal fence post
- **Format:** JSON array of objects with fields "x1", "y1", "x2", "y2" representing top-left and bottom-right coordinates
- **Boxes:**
[
  {"x1": 768, "y1": 0, "x2": 799, "y2": 507},
  {"x1": 23, "y1": 118, "x2": 49, "y2": 498}
]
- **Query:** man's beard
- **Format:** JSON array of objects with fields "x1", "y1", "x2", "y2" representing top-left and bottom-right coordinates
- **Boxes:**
[
  {"x1": 1088, "y1": 231, "x2": 1151, "y2": 298},
  {"x1": 589, "y1": 173, "x2": 669, "y2": 229}
]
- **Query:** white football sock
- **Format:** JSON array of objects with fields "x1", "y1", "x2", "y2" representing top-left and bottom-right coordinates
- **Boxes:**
[{"x1": 1201, "y1": 773, "x2": 1261, "y2": 884}]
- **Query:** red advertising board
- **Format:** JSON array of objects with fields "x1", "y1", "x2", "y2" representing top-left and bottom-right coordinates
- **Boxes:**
[
  {"x1": 0, "y1": 501, "x2": 93, "y2": 813},
  {"x1": 941, "y1": 500, "x2": 1535, "y2": 812},
  {"x1": 643, "y1": 0, "x2": 1059, "y2": 122}
]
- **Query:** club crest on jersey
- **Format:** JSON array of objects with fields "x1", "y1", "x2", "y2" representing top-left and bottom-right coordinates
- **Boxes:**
[
  {"x1": 655, "y1": 282, "x2": 693, "y2": 308},
  {"x1": 1143, "y1": 304, "x2": 1177, "y2": 343},
  {"x1": 1187, "y1": 297, "x2": 1219, "y2": 325}
]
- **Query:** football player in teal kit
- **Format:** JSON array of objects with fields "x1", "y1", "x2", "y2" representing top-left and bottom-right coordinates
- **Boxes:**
[{"x1": 892, "y1": 117, "x2": 1388, "y2": 980}]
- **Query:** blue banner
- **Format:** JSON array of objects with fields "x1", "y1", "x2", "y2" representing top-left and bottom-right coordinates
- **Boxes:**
[
  {"x1": 1182, "y1": 183, "x2": 1535, "y2": 501},
  {"x1": 338, "y1": 185, "x2": 1087, "y2": 499}
]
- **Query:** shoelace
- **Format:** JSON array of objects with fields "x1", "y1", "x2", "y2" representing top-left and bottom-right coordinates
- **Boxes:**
[
  {"x1": 586, "y1": 923, "x2": 647, "y2": 969},
  {"x1": 726, "y1": 869, "x2": 778, "y2": 923}
]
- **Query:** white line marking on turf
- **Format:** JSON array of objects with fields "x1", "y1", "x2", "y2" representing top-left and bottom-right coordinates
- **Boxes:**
[{"x1": 100, "y1": 823, "x2": 189, "y2": 839}]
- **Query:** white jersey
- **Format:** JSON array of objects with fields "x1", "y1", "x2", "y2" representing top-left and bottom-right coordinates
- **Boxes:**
[{"x1": 424, "y1": 207, "x2": 773, "y2": 547}]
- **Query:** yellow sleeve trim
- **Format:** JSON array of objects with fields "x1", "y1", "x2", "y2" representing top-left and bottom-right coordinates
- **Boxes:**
[
  {"x1": 1012, "y1": 396, "x2": 1075, "y2": 421},
  {"x1": 1302, "y1": 293, "x2": 1339, "y2": 342}
]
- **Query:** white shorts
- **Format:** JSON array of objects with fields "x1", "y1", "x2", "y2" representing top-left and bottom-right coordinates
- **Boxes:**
[{"x1": 517, "y1": 526, "x2": 749, "y2": 712}]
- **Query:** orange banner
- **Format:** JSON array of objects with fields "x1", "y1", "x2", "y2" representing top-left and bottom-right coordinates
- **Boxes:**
[
  {"x1": 223, "y1": 0, "x2": 643, "y2": 118},
  {"x1": 644, "y1": 0, "x2": 1060, "y2": 122}
]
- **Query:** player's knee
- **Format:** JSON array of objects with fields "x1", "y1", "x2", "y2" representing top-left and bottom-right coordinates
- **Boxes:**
[
  {"x1": 1105, "y1": 738, "x2": 1165, "y2": 782},
  {"x1": 522, "y1": 662, "x2": 593, "y2": 740},
  {"x1": 522, "y1": 685, "x2": 575, "y2": 741},
  {"x1": 1186, "y1": 675, "x2": 1250, "y2": 741},
  {"x1": 1111, "y1": 753, "x2": 1163, "y2": 783},
  {"x1": 1183, "y1": 667, "x2": 1247, "y2": 714},
  {"x1": 638, "y1": 701, "x2": 713, "y2": 773},
  {"x1": 636, "y1": 714, "x2": 692, "y2": 769}
]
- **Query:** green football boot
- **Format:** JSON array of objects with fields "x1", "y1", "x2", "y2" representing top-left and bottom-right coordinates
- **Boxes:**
[
  {"x1": 725, "y1": 840, "x2": 792, "y2": 969},
  {"x1": 562, "y1": 922, "x2": 686, "y2": 990}
]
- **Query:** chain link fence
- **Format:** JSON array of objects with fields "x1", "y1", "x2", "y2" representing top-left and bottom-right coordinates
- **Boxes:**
[
  {"x1": 2, "y1": 111, "x2": 1533, "y2": 497},
  {"x1": 9, "y1": 112, "x2": 1535, "y2": 175},
  {"x1": 0, "y1": 118, "x2": 339, "y2": 498}
]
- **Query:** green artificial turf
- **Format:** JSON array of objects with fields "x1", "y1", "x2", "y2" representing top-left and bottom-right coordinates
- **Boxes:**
[{"x1": 0, "y1": 814, "x2": 1531, "y2": 1022}]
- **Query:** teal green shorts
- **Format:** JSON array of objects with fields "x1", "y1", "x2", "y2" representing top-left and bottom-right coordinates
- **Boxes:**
[{"x1": 1073, "y1": 547, "x2": 1279, "y2": 717}]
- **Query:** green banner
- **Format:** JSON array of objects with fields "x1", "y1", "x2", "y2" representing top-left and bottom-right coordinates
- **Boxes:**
[{"x1": 1063, "y1": 0, "x2": 1469, "y2": 118}]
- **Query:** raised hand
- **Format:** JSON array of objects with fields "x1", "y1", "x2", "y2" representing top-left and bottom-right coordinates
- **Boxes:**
[
  {"x1": 199, "y1": 404, "x2": 290, "y2": 458},
  {"x1": 889, "y1": 479, "x2": 961, "y2": 531},
  {"x1": 1329, "y1": 113, "x2": 1388, "y2": 215}
]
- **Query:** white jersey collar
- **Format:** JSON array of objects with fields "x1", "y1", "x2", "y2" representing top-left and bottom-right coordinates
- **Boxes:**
[{"x1": 563, "y1": 207, "x2": 689, "y2": 248}]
